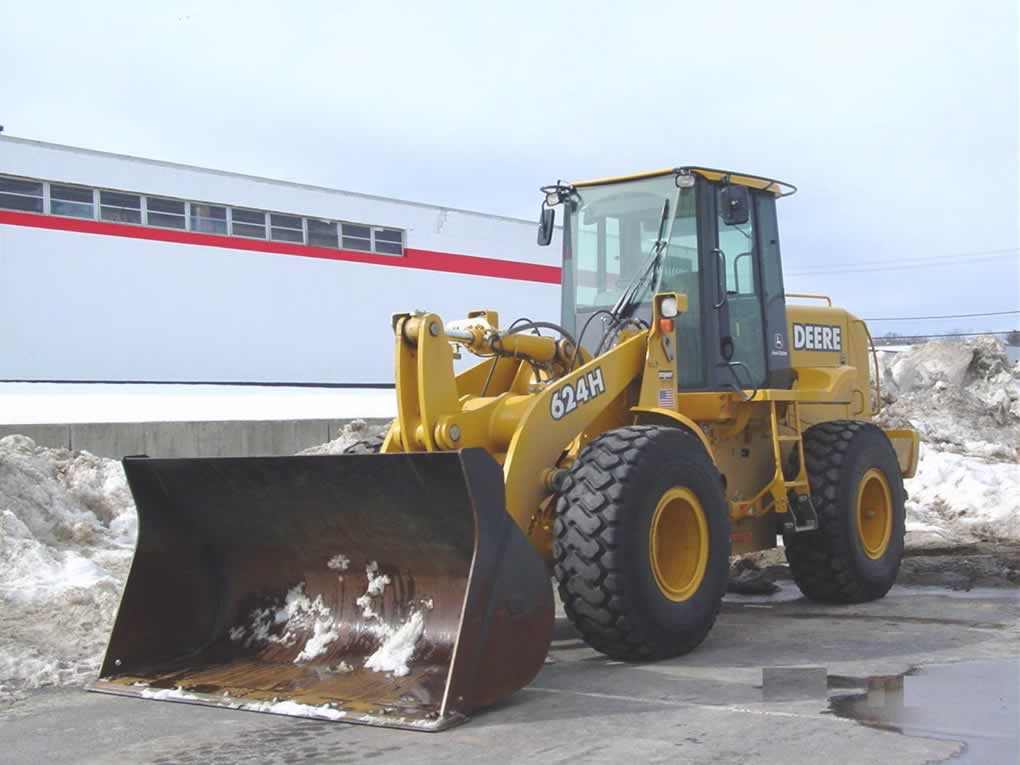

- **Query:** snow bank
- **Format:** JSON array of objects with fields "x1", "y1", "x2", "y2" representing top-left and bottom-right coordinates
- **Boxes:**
[
  {"x1": 905, "y1": 447, "x2": 1020, "y2": 543},
  {"x1": 876, "y1": 337, "x2": 1020, "y2": 457},
  {"x1": 876, "y1": 337, "x2": 1020, "y2": 544},
  {"x1": 0, "y1": 435, "x2": 136, "y2": 701},
  {"x1": 297, "y1": 419, "x2": 386, "y2": 455}
]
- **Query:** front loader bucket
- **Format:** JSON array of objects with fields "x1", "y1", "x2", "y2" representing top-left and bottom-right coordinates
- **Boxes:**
[{"x1": 91, "y1": 448, "x2": 553, "y2": 731}]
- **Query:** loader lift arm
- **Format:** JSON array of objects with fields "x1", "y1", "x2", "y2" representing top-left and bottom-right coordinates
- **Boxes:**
[{"x1": 388, "y1": 309, "x2": 651, "y2": 557}]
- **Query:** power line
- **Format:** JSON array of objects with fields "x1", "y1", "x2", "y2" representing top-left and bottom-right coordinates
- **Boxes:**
[
  {"x1": 787, "y1": 252, "x2": 1017, "y2": 277},
  {"x1": 788, "y1": 246, "x2": 1018, "y2": 273},
  {"x1": 864, "y1": 310, "x2": 1020, "y2": 321},
  {"x1": 841, "y1": 246, "x2": 1017, "y2": 265}
]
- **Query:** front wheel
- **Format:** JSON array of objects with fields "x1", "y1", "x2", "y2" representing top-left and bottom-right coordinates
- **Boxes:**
[{"x1": 553, "y1": 425, "x2": 731, "y2": 661}]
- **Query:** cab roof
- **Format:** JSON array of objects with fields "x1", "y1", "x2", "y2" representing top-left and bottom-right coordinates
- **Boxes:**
[{"x1": 571, "y1": 166, "x2": 796, "y2": 197}]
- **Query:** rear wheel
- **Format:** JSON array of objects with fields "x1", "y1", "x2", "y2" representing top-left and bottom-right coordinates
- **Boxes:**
[
  {"x1": 784, "y1": 421, "x2": 905, "y2": 603},
  {"x1": 553, "y1": 425, "x2": 731, "y2": 661}
]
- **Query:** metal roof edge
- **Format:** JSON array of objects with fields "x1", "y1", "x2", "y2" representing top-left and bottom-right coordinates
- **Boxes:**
[
  {"x1": 571, "y1": 165, "x2": 797, "y2": 197},
  {"x1": 0, "y1": 134, "x2": 543, "y2": 226}
]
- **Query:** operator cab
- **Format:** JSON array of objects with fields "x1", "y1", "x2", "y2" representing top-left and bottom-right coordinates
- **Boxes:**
[{"x1": 538, "y1": 167, "x2": 797, "y2": 393}]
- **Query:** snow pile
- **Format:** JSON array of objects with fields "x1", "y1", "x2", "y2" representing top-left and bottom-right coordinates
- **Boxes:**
[
  {"x1": 905, "y1": 448, "x2": 1020, "y2": 544},
  {"x1": 875, "y1": 337, "x2": 1020, "y2": 544},
  {"x1": 876, "y1": 337, "x2": 1020, "y2": 458},
  {"x1": 0, "y1": 435, "x2": 137, "y2": 700},
  {"x1": 298, "y1": 419, "x2": 386, "y2": 455}
]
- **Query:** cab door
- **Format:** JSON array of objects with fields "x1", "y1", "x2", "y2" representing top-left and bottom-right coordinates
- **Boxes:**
[{"x1": 711, "y1": 185, "x2": 768, "y2": 389}]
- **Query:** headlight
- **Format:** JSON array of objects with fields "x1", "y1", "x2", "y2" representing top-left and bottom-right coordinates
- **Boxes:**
[{"x1": 660, "y1": 296, "x2": 679, "y2": 318}]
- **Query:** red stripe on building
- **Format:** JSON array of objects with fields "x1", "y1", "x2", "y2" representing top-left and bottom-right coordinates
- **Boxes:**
[{"x1": 0, "y1": 210, "x2": 562, "y2": 285}]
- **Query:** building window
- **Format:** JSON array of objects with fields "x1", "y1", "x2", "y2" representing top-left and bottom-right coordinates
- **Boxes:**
[
  {"x1": 231, "y1": 208, "x2": 266, "y2": 239},
  {"x1": 373, "y1": 227, "x2": 404, "y2": 255},
  {"x1": 0, "y1": 176, "x2": 43, "y2": 212},
  {"x1": 2, "y1": 174, "x2": 409, "y2": 257},
  {"x1": 50, "y1": 184, "x2": 95, "y2": 219},
  {"x1": 100, "y1": 190, "x2": 142, "y2": 224},
  {"x1": 342, "y1": 223, "x2": 372, "y2": 251},
  {"x1": 307, "y1": 219, "x2": 339, "y2": 248},
  {"x1": 270, "y1": 213, "x2": 303, "y2": 243},
  {"x1": 191, "y1": 204, "x2": 227, "y2": 234},
  {"x1": 146, "y1": 196, "x2": 186, "y2": 229}
]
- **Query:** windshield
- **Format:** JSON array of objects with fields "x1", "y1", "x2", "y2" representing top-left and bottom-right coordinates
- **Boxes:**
[{"x1": 570, "y1": 176, "x2": 698, "y2": 313}]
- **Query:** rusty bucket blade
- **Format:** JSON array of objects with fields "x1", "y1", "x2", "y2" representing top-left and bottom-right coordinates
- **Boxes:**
[{"x1": 91, "y1": 448, "x2": 553, "y2": 731}]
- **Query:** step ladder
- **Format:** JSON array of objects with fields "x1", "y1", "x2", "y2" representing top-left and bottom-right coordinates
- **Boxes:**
[
  {"x1": 771, "y1": 400, "x2": 818, "y2": 532},
  {"x1": 731, "y1": 400, "x2": 818, "y2": 532}
]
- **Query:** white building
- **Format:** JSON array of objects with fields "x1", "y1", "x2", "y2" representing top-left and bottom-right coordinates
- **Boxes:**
[{"x1": 0, "y1": 136, "x2": 561, "y2": 385}]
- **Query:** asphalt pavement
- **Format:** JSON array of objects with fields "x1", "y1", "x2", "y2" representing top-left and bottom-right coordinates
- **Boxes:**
[{"x1": 2, "y1": 583, "x2": 1017, "y2": 764}]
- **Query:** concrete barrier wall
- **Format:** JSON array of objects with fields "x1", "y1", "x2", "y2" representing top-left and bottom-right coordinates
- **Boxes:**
[{"x1": 0, "y1": 418, "x2": 390, "y2": 459}]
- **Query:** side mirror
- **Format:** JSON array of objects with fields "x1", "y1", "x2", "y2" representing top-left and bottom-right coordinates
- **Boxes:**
[
  {"x1": 537, "y1": 206, "x2": 555, "y2": 246},
  {"x1": 719, "y1": 185, "x2": 750, "y2": 226}
]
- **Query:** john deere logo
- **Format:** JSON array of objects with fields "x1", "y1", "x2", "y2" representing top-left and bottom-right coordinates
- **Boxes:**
[
  {"x1": 793, "y1": 323, "x2": 842, "y2": 352},
  {"x1": 771, "y1": 331, "x2": 789, "y2": 358}
]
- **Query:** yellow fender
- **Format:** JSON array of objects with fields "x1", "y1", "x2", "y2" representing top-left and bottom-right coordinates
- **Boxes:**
[{"x1": 631, "y1": 406, "x2": 715, "y2": 464}]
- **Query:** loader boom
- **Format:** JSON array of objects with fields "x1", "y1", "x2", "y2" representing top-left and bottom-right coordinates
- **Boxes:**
[{"x1": 390, "y1": 309, "x2": 652, "y2": 556}]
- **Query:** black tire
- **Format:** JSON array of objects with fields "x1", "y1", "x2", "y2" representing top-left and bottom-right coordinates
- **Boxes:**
[
  {"x1": 341, "y1": 431, "x2": 387, "y2": 454},
  {"x1": 784, "y1": 420, "x2": 905, "y2": 603},
  {"x1": 553, "y1": 425, "x2": 731, "y2": 661}
]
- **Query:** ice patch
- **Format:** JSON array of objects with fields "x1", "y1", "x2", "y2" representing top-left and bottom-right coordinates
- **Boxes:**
[
  {"x1": 237, "y1": 698, "x2": 348, "y2": 720},
  {"x1": 140, "y1": 686, "x2": 200, "y2": 701},
  {"x1": 363, "y1": 610, "x2": 425, "y2": 677}
]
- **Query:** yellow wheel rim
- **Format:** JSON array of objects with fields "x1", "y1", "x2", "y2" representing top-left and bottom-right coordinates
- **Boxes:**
[
  {"x1": 856, "y1": 468, "x2": 892, "y2": 559},
  {"x1": 649, "y1": 487, "x2": 709, "y2": 602}
]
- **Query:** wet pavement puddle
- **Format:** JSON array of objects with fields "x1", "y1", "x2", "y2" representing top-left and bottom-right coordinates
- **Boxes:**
[{"x1": 826, "y1": 658, "x2": 1018, "y2": 763}]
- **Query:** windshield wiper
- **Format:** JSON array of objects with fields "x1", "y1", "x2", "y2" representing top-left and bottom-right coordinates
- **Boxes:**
[{"x1": 610, "y1": 190, "x2": 678, "y2": 322}]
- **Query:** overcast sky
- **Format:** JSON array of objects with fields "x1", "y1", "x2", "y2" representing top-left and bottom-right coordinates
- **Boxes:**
[{"x1": 2, "y1": 0, "x2": 1017, "y2": 337}]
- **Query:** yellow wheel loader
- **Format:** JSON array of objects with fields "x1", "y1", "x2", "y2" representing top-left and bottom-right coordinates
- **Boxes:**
[{"x1": 93, "y1": 166, "x2": 919, "y2": 731}]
